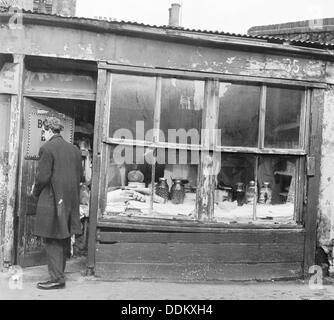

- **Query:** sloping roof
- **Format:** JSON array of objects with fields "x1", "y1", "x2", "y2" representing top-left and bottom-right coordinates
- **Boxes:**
[
  {"x1": 248, "y1": 18, "x2": 334, "y2": 45},
  {"x1": 1, "y1": 7, "x2": 334, "y2": 50},
  {"x1": 249, "y1": 18, "x2": 334, "y2": 35}
]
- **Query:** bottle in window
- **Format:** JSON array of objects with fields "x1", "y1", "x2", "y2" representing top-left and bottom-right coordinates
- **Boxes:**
[
  {"x1": 235, "y1": 182, "x2": 245, "y2": 206},
  {"x1": 259, "y1": 182, "x2": 272, "y2": 204},
  {"x1": 170, "y1": 178, "x2": 185, "y2": 204},
  {"x1": 245, "y1": 180, "x2": 256, "y2": 205}
]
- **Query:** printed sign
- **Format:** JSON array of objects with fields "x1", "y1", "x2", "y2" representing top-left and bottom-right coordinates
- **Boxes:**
[
  {"x1": 0, "y1": 63, "x2": 19, "y2": 94},
  {"x1": 25, "y1": 111, "x2": 74, "y2": 160}
]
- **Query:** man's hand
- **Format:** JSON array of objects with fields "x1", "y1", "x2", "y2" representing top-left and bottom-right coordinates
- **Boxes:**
[{"x1": 28, "y1": 184, "x2": 37, "y2": 200}]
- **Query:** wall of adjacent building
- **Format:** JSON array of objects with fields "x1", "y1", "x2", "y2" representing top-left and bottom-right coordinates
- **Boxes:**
[
  {"x1": 52, "y1": 0, "x2": 76, "y2": 16},
  {"x1": 318, "y1": 63, "x2": 334, "y2": 257},
  {"x1": 248, "y1": 18, "x2": 334, "y2": 44}
]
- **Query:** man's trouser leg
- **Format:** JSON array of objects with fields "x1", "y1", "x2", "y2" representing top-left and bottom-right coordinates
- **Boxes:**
[{"x1": 45, "y1": 238, "x2": 69, "y2": 284}]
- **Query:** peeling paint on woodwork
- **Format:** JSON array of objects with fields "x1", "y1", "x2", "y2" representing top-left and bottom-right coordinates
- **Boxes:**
[
  {"x1": 318, "y1": 85, "x2": 334, "y2": 249},
  {"x1": 24, "y1": 71, "x2": 97, "y2": 94},
  {"x1": 226, "y1": 57, "x2": 236, "y2": 64},
  {"x1": 0, "y1": 151, "x2": 8, "y2": 265},
  {"x1": 0, "y1": 24, "x2": 328, "y2": 82},
  {"x1": 326, "y1": 62, "x2": 334, "y2": 85},
  {"x1": 302, "y1": 60, "x2": 326, "y2": 78}
]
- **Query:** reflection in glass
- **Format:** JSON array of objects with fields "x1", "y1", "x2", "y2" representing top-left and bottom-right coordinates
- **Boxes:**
[
  {"x1": 218, "y1": 83, "x2": 260, "y2": 147},
  {"x1": 160, "y1": 78, "x2": 204, "y2": 145},
  {"x1": 109, "y1": 74, "x2": 155, "y2": 140},
  {"x1": 214, "y1": 154, "x2": 256, "y2": 221},
  {"x1": 265, "y1": 87, "x2": 303, "y2": 149},
  {"x1": 256, "y1": 156, "x2": 296, "y2": 220}
]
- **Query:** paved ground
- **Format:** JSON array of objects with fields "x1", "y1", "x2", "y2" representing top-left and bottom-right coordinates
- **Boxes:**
[{"x1": 1, "y1": 257, "x2": 334, "y2": 300}]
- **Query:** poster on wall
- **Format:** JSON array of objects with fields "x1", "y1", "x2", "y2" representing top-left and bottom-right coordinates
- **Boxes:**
[
  {"x1": 0, "y1": 63, "x2": 19, "y2": 94},
  {"x1": 25, "y1": 110, "x2": 74, "y2": 160}
]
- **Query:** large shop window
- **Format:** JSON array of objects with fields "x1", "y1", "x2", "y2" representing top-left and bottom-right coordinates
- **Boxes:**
[{"x1": 103, "y1": 73, "x2": 308, "y2": 225}]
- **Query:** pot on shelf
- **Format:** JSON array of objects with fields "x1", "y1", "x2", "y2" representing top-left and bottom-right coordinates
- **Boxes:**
[{"x1": 170, "y1": 178, "x2": 185, "y2": 205}]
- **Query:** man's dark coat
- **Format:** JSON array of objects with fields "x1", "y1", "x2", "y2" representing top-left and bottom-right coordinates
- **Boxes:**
[{"x1": 33, "y1": 134, "x2": 83, "y2": 239}]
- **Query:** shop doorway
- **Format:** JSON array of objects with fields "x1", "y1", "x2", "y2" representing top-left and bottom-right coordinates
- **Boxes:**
[{"x1": 16, "y1": 97, "x2": 95, "y2": 267}]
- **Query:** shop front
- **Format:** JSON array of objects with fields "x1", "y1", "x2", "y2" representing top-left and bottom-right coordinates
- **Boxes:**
[
  {"x1": 0, "y1": 10, "x2": 333, "y2": 280},
  {"x1": 89, "y1": 63, "x2": 324, "y2": 281}
]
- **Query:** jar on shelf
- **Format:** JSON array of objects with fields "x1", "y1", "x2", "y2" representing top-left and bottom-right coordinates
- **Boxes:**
[
  {"x1": 235, "y1": 182, "x2": 245, "y2": 206},
  {"x1": 170, "y1": 178, "x2": 185, "y2": 205},
  {"x1": 155, "y1": 178, "x2": 169, "y2": 203},
  {"x1": 259, "y1": 182, "x2": 272, "y2": 204},
  {"x1": 245, "y1": 180, "x2": 256, "y2": 205}
]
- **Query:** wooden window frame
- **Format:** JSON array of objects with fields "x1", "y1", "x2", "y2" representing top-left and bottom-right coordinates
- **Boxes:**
[{"x1": 99, "y1": 63, "x2": 317, "y2": 224}]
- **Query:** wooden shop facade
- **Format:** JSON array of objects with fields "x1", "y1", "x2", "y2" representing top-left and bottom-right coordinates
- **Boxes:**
[{"x1": 0, "y1": 10, "x2": 333, "y2": 281}]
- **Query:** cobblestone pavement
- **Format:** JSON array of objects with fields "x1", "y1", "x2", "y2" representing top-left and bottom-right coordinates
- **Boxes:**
[{"x1": 1, "y1": 257, "x2": 334, "y2": 300}]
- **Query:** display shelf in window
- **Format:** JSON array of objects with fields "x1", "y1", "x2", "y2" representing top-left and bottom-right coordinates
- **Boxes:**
[
  {"x1": 213, "y1": 154, "x2": 297, "y2": 223},
  {"x1": 104, "y1": 145, "x2": 153, "y2": 218}
]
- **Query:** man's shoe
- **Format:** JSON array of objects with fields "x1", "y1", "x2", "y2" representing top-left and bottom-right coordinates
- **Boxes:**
[
  {"x1": 37, "y1": 281, "x2": 65, "y2": 290},
  {"x1": 37, "y1": 280, "x2": 53, "y2": 286}
]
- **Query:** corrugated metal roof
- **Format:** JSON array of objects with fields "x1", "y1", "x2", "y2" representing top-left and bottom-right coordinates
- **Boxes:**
[{"x1": 1, "y1": 7, "x2": 334, "y2": 50}]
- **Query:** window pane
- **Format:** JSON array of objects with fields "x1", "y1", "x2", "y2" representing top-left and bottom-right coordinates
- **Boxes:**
[
  {"x1": 265, "y1": 87, "x2": 303, "y2": 149},
  {"x1": 256, "y1": 155, "x2": 296, "y2": 221},
  {"x1": 109, "y1": 74, "x2": 155, "y2": 141},
  {"x1": 218, "y1": 83, "x2": 260, "y2": 147},
  {"x1": 160, "y1": 78, "x2": 204, "y2": 145},
  {"x1": 214, "y1": 154, "x2": 256, "y2": 222},
  {"x1": 104, "y1": 145, "x2": 153, "y2": 217},
  {"x1": 214, "y1": 154, "x2": 297, "y2": 223},
  {"x1": 153, "y1": 149, "x2": 198, "y2": 218}
]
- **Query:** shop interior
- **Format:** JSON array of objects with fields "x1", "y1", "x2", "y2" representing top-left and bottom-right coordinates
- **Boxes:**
[{"x1": 26, "y1": 97, "x2": 95, "y2": 254}]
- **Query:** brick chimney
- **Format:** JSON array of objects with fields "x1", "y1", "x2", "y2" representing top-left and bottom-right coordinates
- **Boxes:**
[
  {"x1": 168, "y1": 3, "x2": 181, "y2": 27},
  {"x1": 52, "y1": 0, "x2": 76, "y2": 16}
]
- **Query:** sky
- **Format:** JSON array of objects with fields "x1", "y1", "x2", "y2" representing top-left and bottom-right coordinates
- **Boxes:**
[{"x1": 76, "y1": 0, "x2": 334, "y2": 35}]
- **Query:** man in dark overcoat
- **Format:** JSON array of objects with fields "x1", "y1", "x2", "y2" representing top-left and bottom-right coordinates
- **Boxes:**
[{"x1": 31, "y1": 117, "x2": 83, "y2": 290}]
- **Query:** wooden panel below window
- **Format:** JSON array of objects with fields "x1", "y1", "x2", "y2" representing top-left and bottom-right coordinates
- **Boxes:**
[
  {"x1": 97, "y1": 230, "x2": 305, "y2": 245},
  {"x1": 95, "y1": 230, "x2": 305, "y2": 281},
  {"x1": 95, "y1": 261, "x2": 303, "y2": 281}
]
